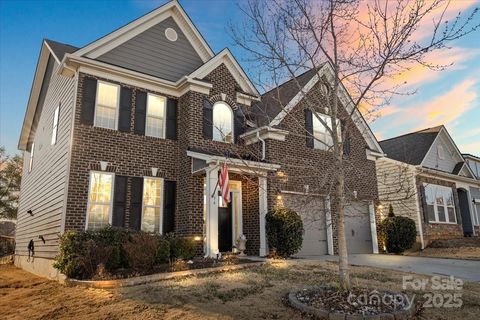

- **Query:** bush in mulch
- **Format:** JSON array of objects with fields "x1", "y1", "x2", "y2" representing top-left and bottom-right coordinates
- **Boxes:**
[
  {"x1": 294, "y1": 286, "x2": 415, "y2": 316},
  {"x1": 266, "y1": 207, "x2": 303, "y2": 257},
  {"x1": 53, "y1": 226, "x2": 197, "y2": 279}
]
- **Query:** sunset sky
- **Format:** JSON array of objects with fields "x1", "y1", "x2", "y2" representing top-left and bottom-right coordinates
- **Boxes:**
[{"x1": 1, "y1": 0, "x2": 479, "y2": 156}]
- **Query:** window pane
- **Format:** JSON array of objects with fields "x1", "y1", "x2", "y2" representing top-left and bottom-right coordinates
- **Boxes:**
[
  {"x1": 424, "y1": 185, "x2": 434, "y2": 205},
  {"x1": 95, "y1": 105, "x2": 116, "y2": 129},
  {"x1": 213, "y1": 102, "x2": 233, "y2": 143},
  {"x1": 142, "y1": 178, "x2": 162, "y2": 232},
  {"x1": 445, "y1": 189, "x2": 454, "y2": 206},
  {"x1": 447, "y1": 207, "x2": 456, "y2": 223},
  {"x1": 147, "y1": 94, "x2": 165, "y2": 118},
  {"x1": 142, "y1": 207, "x2": 161, "y2": 233},
  {"x1": 312, "y1": 113, "x2": 339, "y2": 150},
  {"x1": 89, "y1": 173, "x2": 113, "y2": 203},
  {"x1": 146, "y1": 117, "x2": 164, "y2": 138},
  {"x1": 437, "y1": 206, "x2": 446, "y2": 222},
  {"x1": 88, "y1": 204, "x2": 110, "y2": 230},
  {"x1": 97, "y1": 82, "x2": 118, "y2": 108},
  {"x1": 427, "y1": 205, "x2": 436, "y2": 222}
]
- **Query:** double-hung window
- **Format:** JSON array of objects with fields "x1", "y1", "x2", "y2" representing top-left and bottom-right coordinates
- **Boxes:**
[
  {"x1": 424, "y1": 184, "x2": 457, "y2": 223},
  {"x1": 146, "y1": 93, "x2": 166, "y2": 138},
  {"x1": 142, "y1": 177, "x2": 163, "y2": 233},
  {"x1": 51, "y1": 104, "x2": 60, "y2": 145},
  {"x1": 86, "y1": 172, "x2": 114, "y2": 230},
  {"x1": 212, "y1": 102, "x2": 233, "y2": 143},
  {"x1": 94, "y1": 81, "x2": 120, "y2": 130},
  {"x1": 312, "y1": 113, "x2": 340, "y2": 151}
]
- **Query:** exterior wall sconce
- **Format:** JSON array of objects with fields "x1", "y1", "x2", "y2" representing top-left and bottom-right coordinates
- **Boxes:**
[
  {"x1": 27, "y1": 210, "x2": 34, "y2": 216},
  {"x1": 353, "y1": 190, "x2": 357, "y2": 199},
  {"x1": 277, "y1": 195, "x2": 282, "y2": 200},
  {"x1": 39, "y1": 235, "x2": 46, "y2": 244},
  {"x1": 194, "y1": 236, "x2": 202, "y2": 241}
]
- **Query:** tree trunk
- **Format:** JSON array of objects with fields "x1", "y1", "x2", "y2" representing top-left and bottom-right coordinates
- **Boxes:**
[{"x1": 336, "y1": 158, "x2": 351, "y2": 290}]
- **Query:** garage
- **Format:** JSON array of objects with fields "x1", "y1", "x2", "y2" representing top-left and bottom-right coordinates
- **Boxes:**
[
  {"x1": 345, "y1": 201, "x2": 373, "y2": 254},
  {"x1": 282, "y1": 194, "x2": 328, "y2": 257}
]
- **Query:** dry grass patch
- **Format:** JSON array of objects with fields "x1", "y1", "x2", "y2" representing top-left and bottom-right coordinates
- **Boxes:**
[{"x1": 1, "y1": 261, "x2": 480, "y2": 319}]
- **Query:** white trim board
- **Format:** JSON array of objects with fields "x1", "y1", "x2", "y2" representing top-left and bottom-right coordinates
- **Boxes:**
[{"x1": 268, "y1": 62, "x2": 383, "y2": 154}]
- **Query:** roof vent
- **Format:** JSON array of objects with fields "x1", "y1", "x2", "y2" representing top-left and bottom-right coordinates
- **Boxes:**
[{"x1": 165, "y1": 28, "x2": 178, "y2": 42}]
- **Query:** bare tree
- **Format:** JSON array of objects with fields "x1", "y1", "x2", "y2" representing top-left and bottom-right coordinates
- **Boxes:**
[{"x1": 229, "y1": 0, "x2": 479, "y2": 290}]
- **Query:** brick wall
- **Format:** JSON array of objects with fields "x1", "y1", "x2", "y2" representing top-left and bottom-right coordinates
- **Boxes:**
[{"x1": 264, "y1": 79, "x2": 379, "y2": 254}]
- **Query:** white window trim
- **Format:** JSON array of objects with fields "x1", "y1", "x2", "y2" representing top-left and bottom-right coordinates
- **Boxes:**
[
  {"x1": 85, "y1": 171, "x2": 115, "y2": 230},
  {"x1": 28, "y1": 143, "x2": 35, "y2": 173},
  {"x1": 141, "y1": 176, "x2": 165, "y2": 233},
  {"x1": 424, "y1": 183, "x2": 457, "y2": 224},
  {"x1": 212, "y1": 101, "x2": 234, "y2": 144},
  {"x1": 51, "y1": 104, "x2": 60, "y2": 145},
  {"x1": 93, "y1": 80, "x2": 120, "y2": 130},
  {"x1": 313, "y1": 112, "x2": 341, "y2": 151},
  {"x1": 145, "y1": 93, "x2": 167, "y2": 139}
]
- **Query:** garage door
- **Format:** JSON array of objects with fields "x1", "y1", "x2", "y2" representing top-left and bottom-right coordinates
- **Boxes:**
[
  {"x1": 282, "y1": 194, "x2": 328, "y2": 257},
  {"x1": 345, "y1": 201, "x2": 373, "y2": 254}
]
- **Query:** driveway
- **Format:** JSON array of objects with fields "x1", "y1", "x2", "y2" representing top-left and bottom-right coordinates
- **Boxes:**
[{"x1": 305, "y1": 254, "x2": 480, "y2": 282}]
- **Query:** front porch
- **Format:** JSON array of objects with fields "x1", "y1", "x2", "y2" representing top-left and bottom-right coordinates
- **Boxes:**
[{"x1": 187, "y1": 150, "x2": 280, "y2": 257}]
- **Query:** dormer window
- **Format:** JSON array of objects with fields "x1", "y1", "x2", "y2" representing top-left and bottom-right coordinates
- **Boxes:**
[{"x1": 212, "y1": 102, "x2": 233, "y2": 143}]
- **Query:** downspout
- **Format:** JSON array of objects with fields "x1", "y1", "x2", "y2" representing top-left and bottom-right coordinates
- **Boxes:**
[{"x1": 257, "y1": 131, "x2": 266, "y2": 160}]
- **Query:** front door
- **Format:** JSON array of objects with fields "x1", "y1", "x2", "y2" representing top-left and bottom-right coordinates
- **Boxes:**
[
  {"x1": 458, "y1": 189, "x2": 473, "y2": 236},
  {"x1": 218, "y1": 193, "x2": 233, "y2": 252}
]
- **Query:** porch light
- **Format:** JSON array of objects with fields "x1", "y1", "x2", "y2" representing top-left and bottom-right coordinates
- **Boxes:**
[
  {"x1": 194, "y1": 236, "x2": 202, "y2": 241},
  {"x1": 277, "y1": 195, "x2": 282, "y2": 200}
]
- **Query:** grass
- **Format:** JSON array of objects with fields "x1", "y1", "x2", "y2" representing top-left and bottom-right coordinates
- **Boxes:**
[{"x1": 1, "y1": 261, "x2": 479, "y2": 319}]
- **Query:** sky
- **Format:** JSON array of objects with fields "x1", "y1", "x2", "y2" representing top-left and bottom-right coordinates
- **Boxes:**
[{"x1": 0, "y1": 0, "x2": 479, "y2": 156}]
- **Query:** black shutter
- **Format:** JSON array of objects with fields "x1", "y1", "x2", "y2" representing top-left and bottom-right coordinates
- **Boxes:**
[
  {"x1": 165, "y1": 98, "x2": 178, "y2": 140},
  {"x1": 130, "y1": 177, "x2": 143, "y2": 230},
  {"x1": 163, "y1": 180, "x2": 176, "y2": 234},
  {"x1": 112, "y1": 175, "x2": 127, "y2": 227},
  {"x1": 341, "y1": 120, "x2": 351, "y2": 156},
  {"x1": 234, "y1": 107, "x2": 246, "y2": 143},
  {"x1": 203, "y1": 98, "x2": 213, "y2": 139},
  {"x1": 134, "y1": 91, "x2": 147, "y2": 135},
  {"x1": 305, "y1": 109, "x2": 314, "y2": 148},
  {"x1": 118, "y1": 87, "x2": 132, "y2": 132},
  {"x1": 81, "y1": 77, "x2": 97, "y2": 125},
  {"x1": 419, "y1": 185, "x2": 429, "y2": 223}
]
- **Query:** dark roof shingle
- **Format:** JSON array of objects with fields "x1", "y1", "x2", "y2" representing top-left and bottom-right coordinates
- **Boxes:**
[
  {"x1": 45, "y1": 39, "x2": 78, "y2": 61},
  {"x1": 379, "y1": 126, "x2": 443, "y2": 165}
]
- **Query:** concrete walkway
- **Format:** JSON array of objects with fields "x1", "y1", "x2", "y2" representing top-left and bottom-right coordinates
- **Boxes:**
[{"x1": 302, "y1": 254, "x2": 480, "y2": 282}]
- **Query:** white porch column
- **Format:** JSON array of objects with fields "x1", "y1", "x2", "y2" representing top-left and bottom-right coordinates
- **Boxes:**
[
  {"x1": 325, "y1": 196, "x2": 334, "y2": 255},
  {"x1": 205, "y1": 164, "x2": 219, "y2": 257},
  {"x1": 369, "y1": 201, "x2": 379, "y2": 254},
  {"x1": 259, "y1": 176, "x2": 268, "y2": 256}
]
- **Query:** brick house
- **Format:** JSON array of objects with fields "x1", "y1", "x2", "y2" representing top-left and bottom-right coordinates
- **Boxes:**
[
  {"x1": 15, "y1": 0, "x2": 384, "y2": 279},
  {"x1": 376, "y1": 126, "x2": 480, "y2": 249}
]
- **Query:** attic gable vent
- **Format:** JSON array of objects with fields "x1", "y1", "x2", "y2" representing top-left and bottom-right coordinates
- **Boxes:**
[{"x1": 165, "y1": 28, "x2": 178, "y2": 42}]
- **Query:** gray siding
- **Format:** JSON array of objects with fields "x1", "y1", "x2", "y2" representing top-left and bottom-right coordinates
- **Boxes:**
[
  {"x1": 15, "y1": 57, "x2": 76, "y2": 259},
  {"x1": 466, "y1": 159, "x2": 480, "y2": 179},
  {"x1": 422, "y1": 131, "x2": 463, "y2": 173},
  {"x1": 97, "y1": 17, "x2": 204, "y2": 82}
]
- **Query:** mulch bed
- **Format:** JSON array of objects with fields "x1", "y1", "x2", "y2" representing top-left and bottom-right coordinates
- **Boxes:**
[
  {"x1": 295, "y1": 287, "x2": 411, "y2": 316},
  {"x1": 91, "y1": 255, "x2": 253, "y2": 281},
  {"x1": 429, "y1": 237, "x2": 480, "y2": 248}
]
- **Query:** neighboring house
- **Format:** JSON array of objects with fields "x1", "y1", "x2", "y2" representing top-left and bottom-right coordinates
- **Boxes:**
[
  {"x1": 15, "y1": 0, "x2": 383, "y2": 279},
  {"x1": 376, "y1": 126, "x2": 480, "y2": 249}
]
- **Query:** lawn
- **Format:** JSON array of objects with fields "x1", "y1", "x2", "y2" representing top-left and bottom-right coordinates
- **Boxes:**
[{"x1": 1, "y1": 261, "x2": 479, "y2": 319}]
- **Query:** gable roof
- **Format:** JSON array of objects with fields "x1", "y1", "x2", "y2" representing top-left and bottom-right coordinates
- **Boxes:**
[
  {"x1": 253, "y1": 62, "x2": 383, "y2": 153},
  {"x1": 379, "y1": 126, "x2": 442, "y2": 165},
  {"x1": 73, "y1": 0, "x2": 213, "y2": 62},
  {"x1": 452, "y1": 162, "x2": 466, "y2": 175},
  {"x1": 187, "y1": 48, "x2": 259, "y2": 96}
]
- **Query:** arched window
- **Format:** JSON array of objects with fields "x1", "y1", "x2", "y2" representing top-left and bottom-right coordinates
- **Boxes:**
[{"x1": 212, "y1": 102, "x2": 234, "y2": 143}]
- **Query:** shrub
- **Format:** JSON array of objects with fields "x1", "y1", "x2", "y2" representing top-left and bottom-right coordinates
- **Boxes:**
[
  {"x1": 156, "y1": 238, "x2": 171, "y2": 264},
  {"x1": 265, "y1": 207, "x2": 303, "y2": 257},
  {"x1": 123, "y1": 232, "x2": 160, "y2": 270},
  {"x1": 169, "y1": 236, "x2": 196, "y2": 260},
  {"x1": 379, "y1": 216, "x2": 416, "y2": 253}
]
